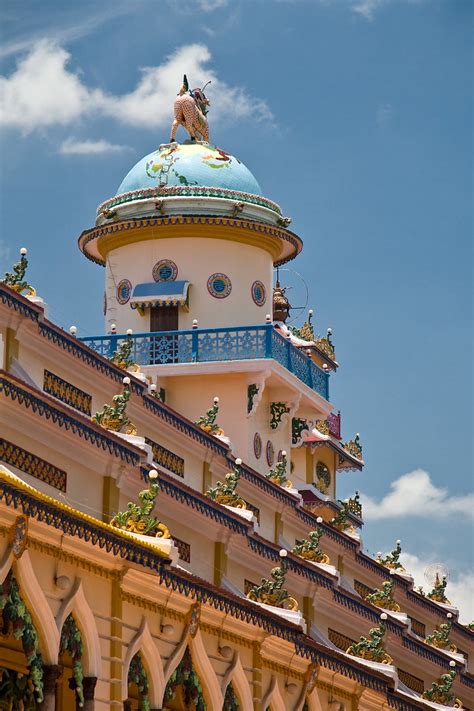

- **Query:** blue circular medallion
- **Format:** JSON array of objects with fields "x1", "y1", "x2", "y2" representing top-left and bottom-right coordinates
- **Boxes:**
[
  {"x1": 254, "y1": 433, "x2": 262, "y2": 459},
  {"x1": 153, "y1": 259, "x2": 178, "y2": 282},
  {"x1": 117, "y1": 279, "x2": 132, "y2": 305},
  {"x1": 251, "y1": 280, "x2": 266, "y2": 307},
  {"x1": 207, "y1": 273, "x2": 232, "y2": 299}
]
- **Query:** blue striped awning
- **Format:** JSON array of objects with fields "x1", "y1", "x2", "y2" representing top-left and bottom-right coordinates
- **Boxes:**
[{"x1": 130, "y1": 281, "x2": 190, "y2": 309}]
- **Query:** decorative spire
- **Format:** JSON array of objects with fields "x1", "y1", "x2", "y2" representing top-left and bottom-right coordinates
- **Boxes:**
[
  {"x1": 265, "y1": 451, "x2": 292, "y2": 488},
  {"x1": 246, "y1": 549, "x2": 298, "y2": 610},
  {"x1": 376, "y1": 539, "x2": 405, "y2": 571},
  {"x1": 423, "y1": 661, "x2": 462, "y2": 707},
  {"x1": 425, "y1": 613, "x2": 457, "y2": 652},
  {"x1": 92, "y1": 376, "x2": 137, "y2": 435},
  {"x1": 206, "y1": 459, "x2": 246, "y2": 509},
  {"x1": 315, "y1": 327, "x2": 336, "y2": 361},
  {"x1": 1, "y1": 248, "x2": 36, "y2": 297},
  {"x1": 346, "y1": 613, "x2": 393, "y2": 664},
  {"x1": 272, "y1": 280, "x2": 291, "y2": 322},
  {"x1": 111, "y1": 469, "x2": 170, "y2": 538},
  {"x1": 195, "y1": 396, "x2": 224, "y2": 436},
  {"x1": 292, "y1": 517, "x2": 330, "y2": 564},
  {"x1": 365, "y1": 580, "x2": 400, "y2": 612},
  {"x1": 290, "y1": 309, "x2": 315, "y2": 341},
  {"x1": 343, "y1": 433, "x2": 363, "y2": 460}
]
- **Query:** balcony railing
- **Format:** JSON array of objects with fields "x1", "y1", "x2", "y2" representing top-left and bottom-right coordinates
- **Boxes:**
[
  {"x1": 327, "y1": 411, "x2": 341, "y2": 439},
  {"x1": 80, "y1": 324, "x2": 329, "y2": 400}
]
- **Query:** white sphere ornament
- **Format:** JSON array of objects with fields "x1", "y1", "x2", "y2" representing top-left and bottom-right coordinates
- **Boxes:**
[
  {"x1": 69, "y1": 326, "x2": 77, "y2": 336},
  {"x1": 235, "y1": 458, "x2": 242, "y2": 465},
  {"x1": 148, "y1": 469, "x2": 158, "y2": 480},
  {"x1": 122, "y1": 376, "x2": 131, "y2": 385},
  {"x1": 126, "y1": 328, "x2": 133, "y2": 336},
  {"x1": 449, "y1": 660, "x2": 456, "y2": 668},
  {"x1": 396, "y1": 539, "x2": 401, "y2": 545},
  {"x1": 150, "y1": 384, "x2": 156, "y2": 392},
  {"x1": 309, "y1": 309, "x2": 313, "y2": 315},
  {"x1": 327, "y1": 327, "x2": 332, "y2": 335},
  {"x1": 281, "y1": 450, "x2": 287, "y2": 457},
  {"x1": 447, "y1": 613, "x2": 453, "y2": 619},
  {"x1": 317, "y1": 516, "x2": 323, "y2": 524},
  {"x1": 377, "y1": 552, "x2": 382, "y2": 558},
  {"x1": 279, "y1": 549, "x2": 288, "y2": 558},
  {"x1": 20, "y1": 247, "x2": 27, "y2": 255},
  {"x1": 380, "y1": 613, "x2": 388, "y2": 620},
  {"x1": 213, "y1": 396, "x2": 219, "y2": 404},
  {"x1": 265, "y1": 314, "x2": 272, "y2": 322},
  {"x1": 110, "y1": 324, "x2": 117, "y2": 333}
]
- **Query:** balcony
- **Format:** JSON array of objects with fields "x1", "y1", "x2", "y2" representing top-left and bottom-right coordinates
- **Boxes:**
[{"x1": 80, "y1": 324, "x2": 329, "y2": 400}]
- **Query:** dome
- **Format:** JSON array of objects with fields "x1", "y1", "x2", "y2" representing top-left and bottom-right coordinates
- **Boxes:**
[{"x1": 116, "y1": 143, "x2": 262, "y2": 197}]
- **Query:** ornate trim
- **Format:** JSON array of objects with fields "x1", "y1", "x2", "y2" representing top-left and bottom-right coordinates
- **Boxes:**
[
  {"x1": 145, "y1": 437, "x2": 184, "y2": 477},
  {"x1": 402, "y1": 636, "x2": 457, "y2": 669},
  {"x1": 79, "y1": 216, "x2": 302, "y2": 268},
  {"x1": 0, "y1": 438, "x2": 67, "y2": 492},
  {"x1": 248, "y1": 538, "x2": 333, "y2": 589},
  {"x1": 0, "y1": 373, "x2": 141, "y2": 465},
  {"x1": 296, "y1": 508, "x2": 358, "y2": 551},
  {"x1": 43, "y1": 370, "x2": 92, "y2": 416},
  {"x1": 0, "y1": 284, "x2": 41, "y2": 321},
  {"x1": 332, "y1": 590, "x2": 404, "y2": 635}
]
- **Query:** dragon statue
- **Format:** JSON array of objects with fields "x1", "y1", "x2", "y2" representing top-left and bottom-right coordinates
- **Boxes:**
[
  {"x1": 425, "y1": 614, "x2": 457, "y2": 653},
  {"x1": 346, "y1": 615, "x2": 393, "y2": 664},
  {"x1": 195, "y1": 396, "x2": 224, "y2": 436},
  {"x1": 1, "y1": 248, "x2": 36, "y2": 297},
  {"x1": 206, "y1": 459, "x2": 246, "y2": 509},
  {"x1": 423, "y1": 663, "x2": 462, "y2": 707},
  {"x1": 110, "y1": 330, "x2": 140, "y2": 372},
  {"x1": 92, "y1": 377, "x2": 137, "y2": 435},
  {"x1": 170, "y1": 74, "x2": 210, "y2": 143},
  {"x1": 246, "y1": 551, "x2": 298, "y2": 611},
  {"x1": 265, "y1": 452, "x2": 292, "y2": 489},
  {"x1": 376, "y1": 539, "x2": 405, "y2": 571},
  {"x1": 111, "y1": 469, "x2": 170, "y2": 538},
  {"x1": 292, "y1": 517, "x2": 330, "y2": 564},
  {"x1": 427, "y1": 573, "x2": 451, "y2": 604},
  {"x1": 365, "y1": 580, "x2": 400, "y2": 612},
  {"x1": 343, "y1": 433, "x2": 363, "y2": 460}
]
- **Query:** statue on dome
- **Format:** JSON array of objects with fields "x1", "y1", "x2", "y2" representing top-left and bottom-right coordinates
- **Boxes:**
[{"x1": 170, "y1": 75, "x2": 210, "y2": 144}]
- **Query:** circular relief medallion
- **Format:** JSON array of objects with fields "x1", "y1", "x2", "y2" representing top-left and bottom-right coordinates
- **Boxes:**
[
  {"x1": 266, "y1": 440, "x2": 275, "y2": 467},
  {"x1": 103, "y1": 291, "x2": 107, "y2": 316},
  {"x1": 153, "y1": 259, "x2": 178, "y2": 282},
  {"x1": 207, "y1": 273, "x2": 232, "y2": 299},
  {"x1": 253, "y1": 433, "x2": 262, "y2": 459},
  {"x1": 116, "y1": 279, "x2": 132, "y2": 305},
  {"x1": 251, "y1": 280, "x2": 266, "y2": 307}
]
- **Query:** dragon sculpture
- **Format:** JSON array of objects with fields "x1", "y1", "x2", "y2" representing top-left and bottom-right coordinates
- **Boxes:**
[{"x1": 170, "y1": 74, "x2": 210, "y2": 143}]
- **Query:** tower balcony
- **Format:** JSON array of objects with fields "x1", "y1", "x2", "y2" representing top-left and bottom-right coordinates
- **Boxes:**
[{"x1": 80, "y1": 324, "x2": 330, "y2": 401}]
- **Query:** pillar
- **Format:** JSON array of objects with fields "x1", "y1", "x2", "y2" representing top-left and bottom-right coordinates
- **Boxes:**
[
  {"x1": 102, "y1": 476, "x2": 120, "y2": 523},
  {"x1": 305, "y1": 447, "x2": 313, "y2": 485},
  {"x1": 252, "y1": 641, "x2": 262, "y2": 711},
  {"x1": 214, "y1": 541, "x2": 227, "y2": 587},
  {"x1": 202, "y1": 461, "x2": 211, "y2": 493},
  {"x1": 83, "y1": 677, "x2": 97, "y2": 711},
  {"x1": 38, "y1": 665, "x2": 62, "y2": 711}
]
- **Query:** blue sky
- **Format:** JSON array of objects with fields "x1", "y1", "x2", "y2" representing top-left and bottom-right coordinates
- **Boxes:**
[{"x1": 1, "y1": 0, "x2": 472, "y2": 618}]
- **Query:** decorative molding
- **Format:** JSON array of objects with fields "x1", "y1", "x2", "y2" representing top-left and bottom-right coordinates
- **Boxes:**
[
  {"x1": 173, "y1": 536, "x2": 191, "y2": 563},
  {"x1": 332, "y1": 589, "x2": 404, "y2": 636},
  {"x1": 0, "y1": 438, "x2": 67, "y2": 492},
  {"x1": 145, "y1": 437, "x2": 184, "y2": 477},
  {"x1": 270, "y1": 401, "x2": 290, "y2": 431},
  {"x1": 0, "y1": 284, "x2": 42, "y2": 321},
  {"x1": 0, "y1": 373, "x2": 141, "y2": 465},
  {"x1": 43, "y1": 369, "x2": 92, "y2": 416}
]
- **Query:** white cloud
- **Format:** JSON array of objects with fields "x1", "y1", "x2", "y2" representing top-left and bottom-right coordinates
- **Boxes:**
[
  {"x1": 360, "y1": 469, "x2": 474, "y2": 520},
  {"x1": 196, "y1": 0, "x2": 228, "y2": 10},
  {"x1": 398, "y1": 551, "x2": 474, "y2": 623},
  {"x1": 352, "y1": 0, "x2": 386, "y2": 20},
  {"x1": 376, "y1": 102, "x2": 393, "y2": 124},
  {"x1": 59, "y1": 138, "x2": 131, "y2": 155},
  {"x1": 0, "y1": 41, "x2": 272, "y2": 134}
]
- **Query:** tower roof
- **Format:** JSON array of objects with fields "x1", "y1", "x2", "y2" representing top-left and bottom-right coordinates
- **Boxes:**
[{"x1": 116, "y1": 143, "x2": 262, "y2": 196}]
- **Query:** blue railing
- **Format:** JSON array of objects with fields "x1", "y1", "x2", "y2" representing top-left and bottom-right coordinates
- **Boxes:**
[{"x1": 80, "y1": 325, "x2": 329, "y2": 400}]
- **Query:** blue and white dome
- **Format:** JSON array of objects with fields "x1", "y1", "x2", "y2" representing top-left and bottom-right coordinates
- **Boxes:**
[{"x1": 116, "y1": 143, "x2": 262, "y2": 196}]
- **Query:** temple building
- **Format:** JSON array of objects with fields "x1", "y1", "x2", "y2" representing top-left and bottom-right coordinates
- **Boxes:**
[{"x1": 0, "y1": 80, "x2": 472, "y2": 710}]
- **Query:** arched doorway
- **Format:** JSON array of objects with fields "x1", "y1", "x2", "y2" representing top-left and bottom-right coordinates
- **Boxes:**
[
  {"x1": 125, "y1": 652, "x2": 150, "y2": 711},
  {"x1": 163, "y1": 646, "x2": 206, "y2": 710},
  {"x1": 56, "y1": 614, "x2": 85, "y2": 711},
  {"x1": 0, "y1": 570, "x2": 44, "y2": 709}
]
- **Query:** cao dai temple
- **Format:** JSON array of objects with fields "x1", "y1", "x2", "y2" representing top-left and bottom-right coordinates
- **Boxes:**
[{"x1": 0, "y1": 78, "x2": 472, "y2": 711}]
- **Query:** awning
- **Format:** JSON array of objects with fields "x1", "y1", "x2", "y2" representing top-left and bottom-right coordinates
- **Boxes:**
[{"x1": 130, "y1": 281, "x2": 190, "y2": 310}]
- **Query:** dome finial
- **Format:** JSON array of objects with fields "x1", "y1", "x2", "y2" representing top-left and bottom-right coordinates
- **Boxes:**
[{"x1": 170, "y1": 75, "x2": 211, "y2": 144}]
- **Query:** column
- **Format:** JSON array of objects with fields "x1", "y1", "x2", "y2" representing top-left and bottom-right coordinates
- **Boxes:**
[{"x1": 38, "y1": 665, "x2": 62, "y2": 711}]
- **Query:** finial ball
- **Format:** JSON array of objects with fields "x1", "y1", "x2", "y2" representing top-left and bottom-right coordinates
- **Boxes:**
[
  {"x1": 377, "y1": 552, "x2": 382, "y2": 557},
  {"x1": 380, "y1": 613, "x2": 388, "y2": 620},
  {"x1": 123, "y1": 376, "x2": 131, "y2": 385},
  {"x1": 316, "y1": 516, "x2": 323, "y2": 524},
  {"x1": 281, "y1": 450, "x2": 287, "y2": 457},
  {"x1": 447, "y1": 612, "x2": 453, "y2": 619},
  {"x1": 279, "y1": 549, "x2": 288, "y2": 558},
  {"x1": 235, "y1": 458, "x2": 242, "y2": 465},
  {"x1": 126, "y1": 328, "x2": 133, "y2": 336},
  {"x1": 449, "y1": 660, "x2": 456, "y2": 668},
  {"x1": 309, "y1": 309, "x2": 313, "y2": 315},
  {"x1": 69, "y1": 326, "x2": 77, "y2": 335},
  {"x1": 327, "y1": 327, "x2": 332, "y2": 335},
  {"x1": 149, "y1": 469, "x2": 158, "y2": 480},
  {"x1": 265, "y1": 314, "x2": 272, "y2": 322},
  {"x1": 396, "y1": 539, "x2": 401, "y2": 545},
  {"x1": 20, "y1": 247, "x2": 27, "y2": 256},
  {"x1": 213, "y1": 396, "x2": 219, "y2": 404}
]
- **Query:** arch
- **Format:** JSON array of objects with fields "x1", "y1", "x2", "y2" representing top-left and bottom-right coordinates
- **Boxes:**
[
  {"x1": 56, "y1": 578, "x2": 102, "y2": 677},
  {"x1": 122, "y1": 617, "x2": 165, "y2": 708},
  {"x1": 221, "y1": 652, "x2": 253, "y2": 710},
  {"x1": 0, "y1": 545, "x2": 13, "y2": 584},
  {"x1": 262, "y1": 675, "x2": 286, "y2": 711},
  {"x1": 303, "y1": 688, "x2": 325, "y2": 711},
  {"x1": 13, "y1": 551, "x2": 59, "y2": 663},
  {"x1": 164, "y1": 630, "x2": 223, "y2": 710}
]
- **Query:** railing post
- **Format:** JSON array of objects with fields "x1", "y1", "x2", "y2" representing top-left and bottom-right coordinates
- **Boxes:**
[
  {"x1": 265, "y1": 324, "x2": 272, "y2": 358},
  {"x1": 286, "y1": 336, "x2": 292, "y2": 372},
  {"x1": 109, "y1": 335, "x2": 118, "y2": 358},
  {"x1": 191, "y1": 329, "x2": 199, "y2": 362},
  {"x1": 308, "y1": 358, "x2": 313, "y2": 390}
]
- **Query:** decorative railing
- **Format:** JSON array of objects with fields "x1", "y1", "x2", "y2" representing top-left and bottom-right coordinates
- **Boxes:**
[
  {"x1": 80, "y1": 325, "x2": 329, "y2": 400},
  {"x1": 327, "y1": 411, "x2": 341, "y2": 439}
]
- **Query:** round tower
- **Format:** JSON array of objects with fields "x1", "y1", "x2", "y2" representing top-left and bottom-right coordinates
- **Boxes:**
[{"x1": 79, "y1": 141, "x2": 300, "y2": 333}]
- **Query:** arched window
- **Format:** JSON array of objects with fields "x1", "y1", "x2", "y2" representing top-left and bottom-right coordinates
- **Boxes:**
[
  {"x1": 223, "y1": 681, "x2": 240, "y2": 710},
  {"x1": 315, "y1": 462, "x2": 331, "y2": 493},
  {"x1": 125, "y1": 652, "x2": 150, "y2": 711},
  {"x1": 0, "y1": 570, "x2": 44, "y2": 708},
  {"x1": 58, "y1": 614, "x2": 84, "y2": 710},
  {"x1": 163, "y1": 646, "x2": 206, "y2": 710}
]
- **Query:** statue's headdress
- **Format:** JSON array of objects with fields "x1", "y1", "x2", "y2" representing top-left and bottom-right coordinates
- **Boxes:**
[{"x1": 180, "y1": 74, "x2": 189, "y2": 94}]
